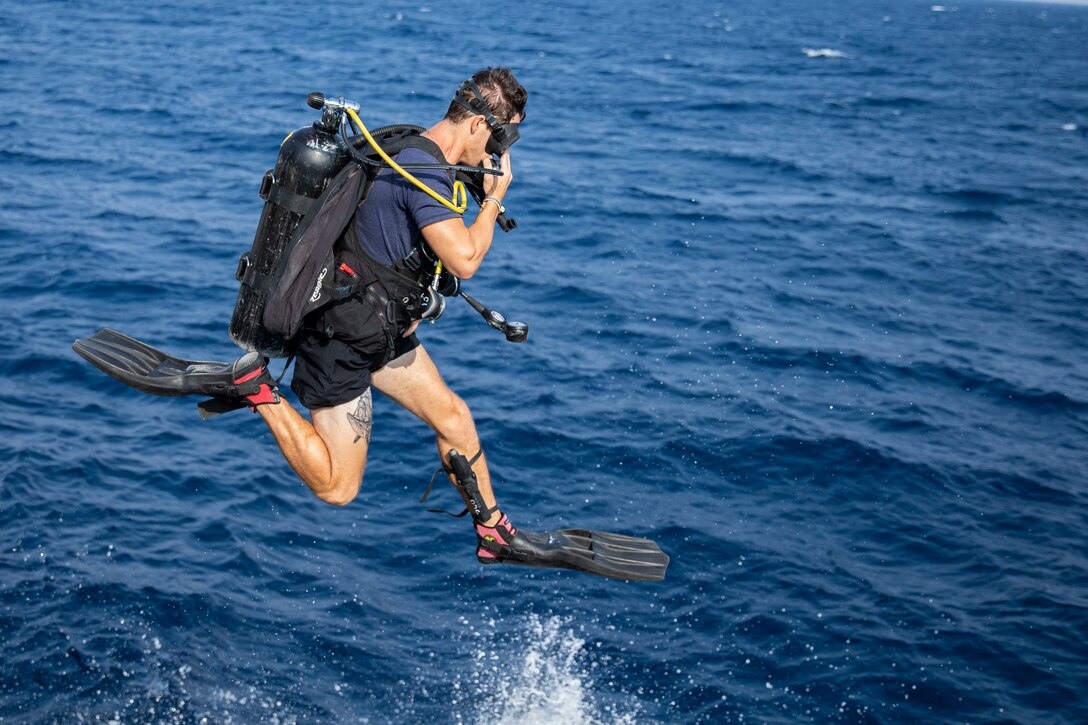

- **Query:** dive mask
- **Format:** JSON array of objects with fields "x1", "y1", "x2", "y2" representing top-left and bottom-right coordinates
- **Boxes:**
[{"x1": 452, "y1": 79, "x2": 520, "y2": 156}]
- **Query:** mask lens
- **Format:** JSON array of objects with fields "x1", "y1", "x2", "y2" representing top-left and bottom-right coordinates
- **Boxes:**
[{"x1": 486, "y1": 123, "x2": 519, "y2": 156}]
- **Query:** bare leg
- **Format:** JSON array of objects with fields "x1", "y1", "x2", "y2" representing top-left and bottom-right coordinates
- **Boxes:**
[
  {"x1": 256, "y1": 389, "x2": 373, "y2": 506},
  {"x1": 372, "y1": 345, "x2": 502, "y2": 525},
  {"x1": 252, "y1": 343, "x2": 499, "y2": 519}
]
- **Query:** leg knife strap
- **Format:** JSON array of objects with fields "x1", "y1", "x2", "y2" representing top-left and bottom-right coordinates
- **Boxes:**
[
  {"x1": 419, "y1": 448, "x2": 482, "y2": 504},
  {"x1": 421, "y1": 449, "x2": 496, "y2": 521}
]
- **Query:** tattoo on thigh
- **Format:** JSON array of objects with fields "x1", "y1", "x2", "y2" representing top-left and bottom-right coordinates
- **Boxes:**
[{"x1": 347, "y1": 388, "x2": 373, "y2": 445}]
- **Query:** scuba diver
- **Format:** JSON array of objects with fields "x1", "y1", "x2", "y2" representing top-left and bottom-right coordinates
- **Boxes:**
[{"x1": 73, "y1": 68, "x2": 669, "y2": 582}]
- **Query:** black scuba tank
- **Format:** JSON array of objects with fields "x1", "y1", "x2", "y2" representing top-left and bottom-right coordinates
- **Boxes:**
[{"x1": 229, "y1": 119, "x2": 351, "y2": 357}]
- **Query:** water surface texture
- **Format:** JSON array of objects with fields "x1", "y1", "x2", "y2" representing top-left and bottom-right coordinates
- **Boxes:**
[{"x1": 1, "y1": 0, "x2": 1086, "y2": 722}]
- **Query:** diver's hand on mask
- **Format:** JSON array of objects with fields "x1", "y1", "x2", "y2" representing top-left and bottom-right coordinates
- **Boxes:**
[{"x1": 483, "y1": 150, "x2": 513, "y2": 201}]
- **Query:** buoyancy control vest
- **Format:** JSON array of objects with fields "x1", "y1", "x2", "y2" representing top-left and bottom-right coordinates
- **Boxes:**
[
  {"x1": 339, "y1": 130, "x2": 453, "y2": 324},
  {"x1": 229, "y1": 122, "x2": 452, "y2": 358}
]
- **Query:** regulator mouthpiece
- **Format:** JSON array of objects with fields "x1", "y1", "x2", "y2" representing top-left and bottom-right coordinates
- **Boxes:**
[{"x1": 504, "y1": 321, "x2": 528, "y2": 343}]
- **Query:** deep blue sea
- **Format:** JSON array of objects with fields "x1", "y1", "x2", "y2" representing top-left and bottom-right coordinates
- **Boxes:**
[{"x1": 2, "y1": 0, "x2": 1087, "y2": 722}]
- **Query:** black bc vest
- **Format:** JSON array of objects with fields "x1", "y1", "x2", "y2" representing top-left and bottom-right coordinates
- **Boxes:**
[
  {"x1": 338, "y1": 132, "x2": 452, "y2": 327},
  {"x1": 262, "y1": 129, "x2": 453, "y2": 347}
]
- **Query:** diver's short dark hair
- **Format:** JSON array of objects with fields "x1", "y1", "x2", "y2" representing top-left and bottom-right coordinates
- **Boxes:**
[{"x1": 446, "y1": 67, "x2": 527, "y2": 125}]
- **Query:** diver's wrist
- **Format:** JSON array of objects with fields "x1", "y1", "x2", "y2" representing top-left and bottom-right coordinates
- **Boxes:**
[{"x1": 482, "y1": 196, "x2": 505, "y2": 214}]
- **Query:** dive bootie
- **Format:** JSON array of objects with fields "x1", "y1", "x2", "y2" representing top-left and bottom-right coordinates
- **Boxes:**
[
  {"x1": 473, "y1": 513, "x2": 519, "y2": 563},
  {"x1": 445, "y1": 450, "x2": 671, "y2": 582},
  {"x1": 229, "y1": 354, "x2": 279, "y2": 408},
  {"x1": 72, "y1": 328, "x2": 280, "y2": 417}
]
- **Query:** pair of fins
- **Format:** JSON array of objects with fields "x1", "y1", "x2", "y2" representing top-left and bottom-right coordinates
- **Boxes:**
[{"x1": 71, "y1": 328, "x2": 671, "y2": 582}]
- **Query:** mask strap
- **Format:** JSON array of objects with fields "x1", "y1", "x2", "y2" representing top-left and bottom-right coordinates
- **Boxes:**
[{"x1": 452, "y1": 79, "x2": 503, "y2": 130}]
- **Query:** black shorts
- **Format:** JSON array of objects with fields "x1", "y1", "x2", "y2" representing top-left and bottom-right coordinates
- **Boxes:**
[{"x1": 290, "y1": 294, "x2": 420, "y2": 410}]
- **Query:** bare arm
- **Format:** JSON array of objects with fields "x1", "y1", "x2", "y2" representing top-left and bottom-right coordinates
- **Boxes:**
[{"x1": 421, "y1": 151, "x2": 512, "y2": 279}]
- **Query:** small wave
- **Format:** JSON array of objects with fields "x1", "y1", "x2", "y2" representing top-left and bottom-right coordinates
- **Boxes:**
[
  {"x1": 0, "y1": 147, "x2": 97, "y2": 167},
  {"x1": 857, "y1": 95, "x2": 929, "y2": 108},
  {"x1": 927, "y1": 186, "x2": 1026, "y2": 206},
  {"x1": 733, "y1": 344, "x2": 885, "y2": 385},
  {"x1": 688, "y1": 100, "x2": 785, "y2": 113},
  {"x1": 945, "y1": 209, "x2": 1006, "y2": 223},
  {"x1": 707, "y1": 148, "x2": 826, "y2": 181},
  {"x1": 904, "y1": 361, "x2": 1088, "y2": 415},
  {"x1": 803, "y1": 48, "x2": 848, "y2": 59}
]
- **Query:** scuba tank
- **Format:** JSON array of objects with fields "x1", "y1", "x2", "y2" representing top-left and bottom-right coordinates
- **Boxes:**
[{"x1": 229, "y1": 110, "x2": 350, "y2": 357}]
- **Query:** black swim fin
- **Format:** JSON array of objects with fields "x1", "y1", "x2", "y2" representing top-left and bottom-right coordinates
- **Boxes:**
[
  {"x1": 72, "y1": 328, "x2": 272, "y2": 416},
  {"x1": 444, "y1": 451, "x2": 670, "y2": 582},
  {"x1": 477, "y1": 519, "x2": 671, "y2": 582}
]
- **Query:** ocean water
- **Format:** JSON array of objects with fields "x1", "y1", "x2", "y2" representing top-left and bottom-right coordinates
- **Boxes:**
[{"x1": 1, "y1": 0, "x2": 1086, "y2": 722}]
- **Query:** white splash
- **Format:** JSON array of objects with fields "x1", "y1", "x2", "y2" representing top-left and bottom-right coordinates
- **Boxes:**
[
  {"x1": 455, "y1": 614, "x2": 641, "y2": 725},
  {"x1": 803, "y1": 48, "x2": 849, "y2": 59},
  {"x1": 1061, "y1": 123, "x2": 1078, "y2": 132}
]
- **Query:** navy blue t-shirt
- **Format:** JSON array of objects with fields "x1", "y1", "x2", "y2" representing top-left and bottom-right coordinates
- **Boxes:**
[{"x1": 354, "y1": 147, "x2": 459, "y2": 266}]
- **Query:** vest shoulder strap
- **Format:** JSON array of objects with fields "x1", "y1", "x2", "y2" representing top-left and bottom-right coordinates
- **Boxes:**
[{"x1": 369, "y1": 130, "x2": 449, "y2": 166}]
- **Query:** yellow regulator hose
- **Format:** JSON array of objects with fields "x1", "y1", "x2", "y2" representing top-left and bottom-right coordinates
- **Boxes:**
[{"x1": 345, "y1": 108, "x2": 467, "y2": 215}]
